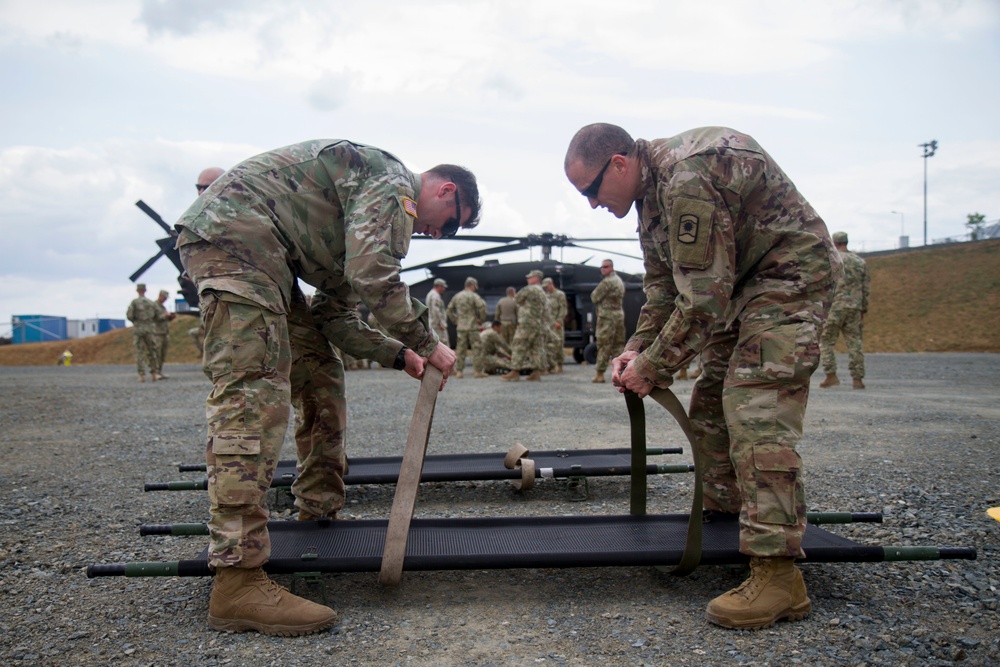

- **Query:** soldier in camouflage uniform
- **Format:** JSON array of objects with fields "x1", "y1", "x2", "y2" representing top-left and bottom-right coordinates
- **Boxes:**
[
  {"x1": 446, "y1": 276, "x2": 487, "y2": 378},
  {"x1": 151, "y1": 289, "x2": 176, "y2": 379},
  {"x1": 474, "y1": 321, "x2": 512, "y2": 375},
  {"x1": 819, "y1": 231, "x2": 870, "y2": 390},
  {"x1": 126, "y1": 283, "x2": 161, "y2": 382},
  {"x1": 542, "y1": 277, "x2": 568, "y2": 373},
  {"x1": 494, "y1": 286, "x2": 518, "y2": 344},
  {"x1": 174, "y1": 139, "x2": 481, "y2": 636},
  {"x1": 566, "y1": 124, "x2": 842, "y2": 630},
  {"x1": 501, "y1": 270, "x2": 549, "y2": 381},
  {"x1": 426, "y1": 278, "x2": 449, "y2": 346},
  {"x1": 590, "y1": 259, "x2": 626, "y2": 383}
]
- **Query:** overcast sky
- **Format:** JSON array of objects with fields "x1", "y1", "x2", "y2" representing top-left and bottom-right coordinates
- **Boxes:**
[{"x1": 2, "y1": 0, "x2": 998, "y2": 334}]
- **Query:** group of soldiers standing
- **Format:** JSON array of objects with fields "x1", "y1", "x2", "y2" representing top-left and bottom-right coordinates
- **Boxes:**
[
  {"x1": 427, "y1": 270, "x2": 564, "y2": 380},
  {"x1": 125, "y1": 282, "x2": 176, "y2": 382}
]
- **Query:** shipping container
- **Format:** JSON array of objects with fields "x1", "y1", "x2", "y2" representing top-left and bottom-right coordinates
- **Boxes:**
[{"x1": 11, "y1": 315, "x2": 68, "y2": 344}]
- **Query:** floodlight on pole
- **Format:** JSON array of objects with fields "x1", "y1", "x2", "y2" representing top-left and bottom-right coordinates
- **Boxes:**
[{"x1": 919, "y1": 140, "x2": 937, "y2": 246}]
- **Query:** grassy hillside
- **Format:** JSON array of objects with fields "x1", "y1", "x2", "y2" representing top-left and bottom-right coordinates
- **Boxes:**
[{"x1": 2, "y1": 239, "x2": 998, "y2": 366}]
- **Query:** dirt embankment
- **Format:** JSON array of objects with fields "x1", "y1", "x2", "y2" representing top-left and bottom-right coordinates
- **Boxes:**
[{"x1": 2, "y1": 239, "x2": 998, "y2": 366}]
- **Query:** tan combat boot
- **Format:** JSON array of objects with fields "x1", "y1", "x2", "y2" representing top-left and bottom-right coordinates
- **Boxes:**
[
  {"x1": 526, "y1": 370, "x2": 542, "y2": 381},
  {"x1": 500, "y1": 370, "x2": 520, "y2": 381},
  {"x1": 705, "y1": 557, "x2": 811, "y2": 630},
  {"x1": 454, "y1": 371, "x2": 463, "y2": 379},
  {"x1": 138, "y1": 374, "x2": 146, "y2": 383},
  {"x1": 297, "y1": 509, "x2": 337, "y2": 521},
  {"x1": 473, "y1": 371, "x2": 488, "y2": 378},
  {"x1": 689, "y1": 367, "x2": 702, "y2": 379},
  {"x1": 208, "y1": 566, "x2": 337, "y2": 636},
  {"x1": 819, "y1": 373, "x2": 839, "y2": 388},
  {"x1": 592, "y1": 371, "x2": 605, "y2": 383},
  {"x1": 676, "y1": 367, "x2": 689, "y2": 380},
  {"x1": 852, "y1": 378, "x2": 866, "y2": 390}
]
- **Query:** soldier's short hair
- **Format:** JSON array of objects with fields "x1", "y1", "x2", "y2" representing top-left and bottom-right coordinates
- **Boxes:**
[
  {"x1": 565, "y1": 123, "x2": 636, "y2": 171},
  {"x1": 427, "y1": 164, "x2": 482, "y2": 229}
]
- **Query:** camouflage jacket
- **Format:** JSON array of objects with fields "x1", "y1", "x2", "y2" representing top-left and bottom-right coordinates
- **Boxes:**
[
  {"x1": 546, "y1": 288, "x2": 568, "y2": 327},
  {"x1": 126, "y1": 296, "x2": 159, "y2": 333},
  {"x1": 308, "y1": 288, "x2": 405, "y2": 370},
  {"x1": 627, "y1": 128, "x2": 843, "y2": 384},
  {"x1": 446, "y1": 289, "x2": 487, "y2": 330},
  {"x1": 174, "y1": 140, "x2": 436, "y2": 357},
  {"x1": 151, "y1": 301, "x2": 171, "y2": 335},
  {"x1": 515, "y1": 284, "x2": 549, "y2": 331},
  {"x1": 426, "y1": 288, "x2": 448, "y2": 337},
  {"x1": 479, "y1": 328, "x2": 511, "y2": 358},
  {"x1": 830, "y1": 250, "x2": 869, "y2": 313},
  {"x1": 590, "y1": 273, "x2": 625, "y2": 323}
]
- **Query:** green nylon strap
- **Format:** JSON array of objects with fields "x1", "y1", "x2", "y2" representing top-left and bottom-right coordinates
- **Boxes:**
[{"x1": 626, "y1": 387, "x2": 703, "y2": 576}]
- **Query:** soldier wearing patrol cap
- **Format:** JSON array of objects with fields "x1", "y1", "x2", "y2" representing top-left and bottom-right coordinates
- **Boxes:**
[
  {"x1": 819, "y1": 231, "x2": 870, "y2": 390},
  {"x1": 426, "y1": 277, "x2": 449, "y2": 346},
  {"x1": 542, "y1": 277, "x2": 568, "y2": 373},
  {"x1": 175, "y1": 139, "x2": 481, "y2": 636},
  {"x1": 589, "y1": 258, "x2": 626, "y2": 383},
  {"x1": 502, "y1": 269, "x2": 550, "y2": 381},
  {"x1": 566, "y1": 123, "x2": 842, "y2": 630},
  {"x1": 151, "y1": 289, "x2": 176, "y2": 379},
  {"x1": 446, "y1": 276, "x2": 487, "y2": 377},
  {"x1": 126, "y1": 282, "x2": 159, "y2": 382}
]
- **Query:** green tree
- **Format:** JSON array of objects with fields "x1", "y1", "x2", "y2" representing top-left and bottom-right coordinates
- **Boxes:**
[{"x1": 966, "y1": 212, "x2": 986, "y2": 240}]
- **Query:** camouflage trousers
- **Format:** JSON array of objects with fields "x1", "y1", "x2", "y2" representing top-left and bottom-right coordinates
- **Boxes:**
[
  {"x1": 198, "y1": 289, "x2": 291, "y2": 570},
  {"x1": 153, "y1": 333, "x2": 168, "y2": 373},
  {"x1": 474, "y1": 351, "x2": 511, "y2": 374},
  {"x1": 131, "y1": 329, "x2": 157, "y2": 375},
  {"x1": 688, "y1": 291, "x2": 829, "y2": 559},
  {"x1": 453, "y1": 329, "x2": 481, "y2": 372},
  {"x1": 820, "y1": 307, "x2": 865, "y2": 380},
  {"x1": 499, "y1": 321, "x2": 516, "y2": 345},
  {"x1": 595, "y1": 315, "x2": 625, "y2": 374},
  {"x1": 510, "y1": 323, "x2": 548, "y2": 371},
  {"x1": 548, "y1": 325, "x2": 565, "y2": 370},
  {"x1": 288, "y1": 288, "x2": 348, "y2": 519}
]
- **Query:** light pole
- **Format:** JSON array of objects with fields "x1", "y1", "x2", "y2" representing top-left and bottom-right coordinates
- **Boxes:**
[
  {"x1": 891, "y1": 210, "x2": 907, "y2": 248},
  {"x1": 919, "y1": 140, "x2": 937, "y2": 246}
]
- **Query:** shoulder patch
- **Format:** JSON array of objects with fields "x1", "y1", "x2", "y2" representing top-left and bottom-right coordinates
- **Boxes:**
[
  {"x1": 670, "y1": 197, "x2": 714, "y2": 269},
  {"x1": 402, "y1": 197, "x2": 418, "y2": 218}
]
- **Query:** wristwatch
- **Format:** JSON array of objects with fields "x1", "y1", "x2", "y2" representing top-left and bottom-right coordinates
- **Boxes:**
[{"x1": 392, "y1": 346, "x2": 408, "y2": 371}]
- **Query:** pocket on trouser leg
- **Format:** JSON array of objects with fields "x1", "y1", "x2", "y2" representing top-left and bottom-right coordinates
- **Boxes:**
[
  {"x1": 210, "y1": 432, "x2": 264, "y2": 507},
  {"x1": 752, "y1": 441, "x2": 802, "y2": 526}
]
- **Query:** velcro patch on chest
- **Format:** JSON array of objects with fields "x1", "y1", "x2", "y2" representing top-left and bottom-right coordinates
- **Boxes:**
[
  {"x1": 670, "y1": 196, "x2": 714, "y2": 269},
  {"x1": 402, "y1": 197, "x2": 418, "y2": 218}
]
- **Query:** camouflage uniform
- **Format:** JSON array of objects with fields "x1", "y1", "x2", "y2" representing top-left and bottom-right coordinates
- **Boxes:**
[
  {"x1": 494, "y1": 293, "x2": 518, "y2": 344},
  {"x1": 509, "y1": 282, "x2": 549, "y2": 372},
  {"x1": 545, "y1": 282, "x2": 569, "y2": 370},
  {"x1": 820, "y1": 248, "x2": 869, "y2": 381},
  {"x1": 426, "y1": 284, "x2": 449, "y2": 345},
  {"x1": 474, "y1": 327, "x2": 512, "y2": 374},
  {"x1": 590, "y1": 271, "x2": 626, "y2": 374},
  {"x1": 174, "y1": 140, "x2": 438, "y2": 569},
  {"x1": 626, "y1": 128, "x2": 842, "y2": 558},
  {"x1": 151, "y1": 298, "x2": 170, "y2": 373},
  {"x1": 126, "y1": 294, "x2": 159, "y2": 376},
  {"x1": 446, "y1": 286, "x2": 487, "y2": 372}
]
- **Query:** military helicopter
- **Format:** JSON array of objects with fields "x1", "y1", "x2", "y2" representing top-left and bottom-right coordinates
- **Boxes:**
[
  {"x1": 403, "y1": 232, "x2": 648, "y2": 364},
  {"x1": 129, "y1": 200, "x2": 200, "y2": 309}
]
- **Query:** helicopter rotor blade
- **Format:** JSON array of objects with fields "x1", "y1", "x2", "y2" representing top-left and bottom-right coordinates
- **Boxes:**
[
  {"x1": 130, "y1": 249, "x2": 167, "y2": 282},
  {"x1": 135, "y1": 200, "x2": 174, "y2": 235},
  {"x1": 568, "y1": 242, "x2": 644, "y2": 261},
  {"x1": 402, "y1": 242, "x2": 527, "y2": 273}
]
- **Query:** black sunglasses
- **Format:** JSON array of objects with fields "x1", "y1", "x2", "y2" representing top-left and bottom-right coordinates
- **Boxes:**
[
  {"x1": 580, "y1": 154, "x2": 624, "y2": 199},
  {"x1": 195, "y1": 184, "x2": 209, "y2": 192},
  {"x1": 440, "y1": 188, "x2": 461, "y2": 238}
]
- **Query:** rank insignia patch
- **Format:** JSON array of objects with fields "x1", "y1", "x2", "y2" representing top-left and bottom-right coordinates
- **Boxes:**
[
  {"x1": 402, "y1": 197, "x2": 418, "y2": 218},
  {"x1": 671, "y1": 197, "x2": 714, "y2": 269}
]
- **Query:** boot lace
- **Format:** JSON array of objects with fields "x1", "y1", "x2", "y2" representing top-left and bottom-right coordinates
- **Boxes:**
[
  {"x1": 731, "y1": 558, "x2": 768, "y2": 600},
  {"x1": 251, "y1": 568, "x2": 288, "y2": 594}
]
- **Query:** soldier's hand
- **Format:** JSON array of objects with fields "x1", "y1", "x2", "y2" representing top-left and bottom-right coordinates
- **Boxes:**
[
  {"x1": 401, "y1": 348, "x2": 425, "y2": 380},
  {"x1": 617, "y1": 362, "x2": 654, "y2": 398},
  {"x1": 427, "y1": 342, "x2": 457, "y2": 390},
  {"x1": 611, "y1": 351, "x2": 639, "y2": 387}
]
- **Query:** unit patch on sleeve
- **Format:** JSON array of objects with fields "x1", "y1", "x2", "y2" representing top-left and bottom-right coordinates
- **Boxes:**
[
  {"x1": 670, "y1": 196, "x2": 715, "y2": 269},
  {"x1": 402, "y1": 197, "x2": 418, "y2": 218}
]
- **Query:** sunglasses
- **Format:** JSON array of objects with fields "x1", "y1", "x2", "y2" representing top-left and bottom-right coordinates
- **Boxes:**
[
  {"x1": 440, "y1": 188, "x2": 461, "y2": 238},
  {"x1": 195, "y1": 184, "x2": 210, "y2": 192},
  {"x1": 580, "y1": 154, "x2": 624, "y2": 199}
]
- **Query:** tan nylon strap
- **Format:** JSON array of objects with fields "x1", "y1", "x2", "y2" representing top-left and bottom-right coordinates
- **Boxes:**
[
  {"x1": 504, "y1": 442, "x2": 535, "y2": 490},
  {"x1": 378, "y1": 365, "x2": 442, "y2": 586},
  {"x1": 647, "y1": 387, "x2": 704, "y2": 576}
]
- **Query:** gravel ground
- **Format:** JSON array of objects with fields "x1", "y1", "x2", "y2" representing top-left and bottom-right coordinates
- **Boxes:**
[{"x1": 1, "y1": 353, "x2": 998, "y2": 666}]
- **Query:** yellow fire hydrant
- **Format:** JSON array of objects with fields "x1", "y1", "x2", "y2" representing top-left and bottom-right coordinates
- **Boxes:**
[{"x1": 57, "y1": 350, "x2": 73, "y2": 366}]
